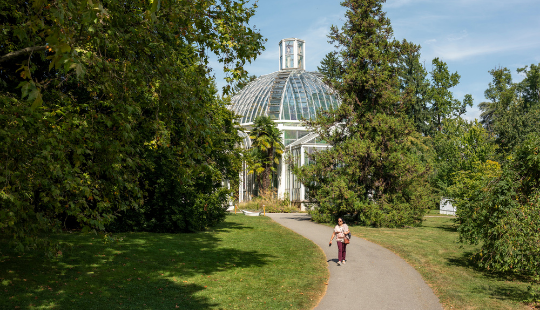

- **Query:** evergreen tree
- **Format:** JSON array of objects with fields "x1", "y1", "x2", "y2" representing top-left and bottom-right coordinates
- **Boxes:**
[
  {"x1": 295, "y1": 0, "x2": 433, "y2": 227},
  {"x1": 318, "y1": 52, "x2": 342, "y2": 82},
  {"x1": 398, "y1": 50, "x2": 431, "y2": 135}
]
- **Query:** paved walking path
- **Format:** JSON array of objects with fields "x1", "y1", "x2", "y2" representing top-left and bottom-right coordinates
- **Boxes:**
[{"x1": 266, "y1": 213, "x2": 443, "y2": 310}]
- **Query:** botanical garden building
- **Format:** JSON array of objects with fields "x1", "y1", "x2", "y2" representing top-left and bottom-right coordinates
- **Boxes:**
[{"x1": 229, "y1": 38, "x2": 341, "y2": 209}]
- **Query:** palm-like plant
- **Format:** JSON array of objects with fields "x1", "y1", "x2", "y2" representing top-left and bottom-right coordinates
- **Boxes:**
[{"x1": 249, "y1": 116, "x2": 284, "y2": 195}]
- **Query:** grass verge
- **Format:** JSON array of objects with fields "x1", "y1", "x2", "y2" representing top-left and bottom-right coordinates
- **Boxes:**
[
  {"x1": 348, "y1": 216, "x2": 533, "y2": 310},
  {"x1": 0, "y1": 214, "x2": 328, "y2": 310}
]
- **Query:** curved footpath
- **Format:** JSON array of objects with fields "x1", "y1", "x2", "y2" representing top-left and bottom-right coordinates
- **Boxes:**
[{"x1": 266, "y1": 213, "x2": 442, "y2": 310}]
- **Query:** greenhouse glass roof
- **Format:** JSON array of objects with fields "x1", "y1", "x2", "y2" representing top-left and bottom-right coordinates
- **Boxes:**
[{"x1": 229, "y1": 69, "x2": 340, "y2": 125}]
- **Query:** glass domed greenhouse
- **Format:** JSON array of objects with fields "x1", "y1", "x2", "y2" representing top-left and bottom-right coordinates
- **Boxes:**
[{"x1": 229, "y1": 38, "x2": 341, "y2": 209}]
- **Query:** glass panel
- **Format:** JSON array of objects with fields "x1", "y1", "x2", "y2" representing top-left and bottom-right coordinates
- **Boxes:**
[
  {"x1": 285, "y1": 41, "x2": 294, "y2": 54},
  {"x1": 282, "y1": 90, "x2": 290, "y2": 120},
  {"x1": 298, "y1": 55, "x2": 303, "y2": 69},
  {"x1": 304, "y1": 137, "x2": 316, "y2": 144},
  {"x1": 286, "y1": 82, "x2": 297, "y2": 120},
  {"x1": 298, "y1": 131, "x2": 309, "y2": 139},
  {"x1": 298, "y1": 42, "x2": 303, "y2": 55},
  {"x1": 284, "y1": 130, "x2": 297, "y2": 140}
]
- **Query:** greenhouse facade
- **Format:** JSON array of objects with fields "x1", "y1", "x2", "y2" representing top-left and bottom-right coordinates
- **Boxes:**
[{"x1": 229, "y1": 38, "x2": 341, "y2": 209}]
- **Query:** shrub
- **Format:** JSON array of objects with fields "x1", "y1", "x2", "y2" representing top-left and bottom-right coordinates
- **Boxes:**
[
  {"x1": 455, "y1": 134, "x2": 540, "y2": 279},
  {"x1": 237, "y1": 190, "x2": 296, "y2": 213}
]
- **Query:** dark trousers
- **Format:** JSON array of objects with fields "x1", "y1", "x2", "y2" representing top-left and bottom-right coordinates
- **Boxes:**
[{"x1": 337, "y1": 241, "x2": 347, "y2": 262}]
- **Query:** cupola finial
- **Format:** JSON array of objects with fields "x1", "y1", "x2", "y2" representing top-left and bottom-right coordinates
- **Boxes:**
[{"x1": 279, "y1": 38, "x2": 305, "y2": 71}]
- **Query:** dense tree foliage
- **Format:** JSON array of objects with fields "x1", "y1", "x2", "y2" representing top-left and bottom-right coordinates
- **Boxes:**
[
  {"x1": 431, "y1": 118, "x2": 497, "y2": 196},
  {"x1": 428, "y1": 58, "x2": 473, "y2": 134},
  {"x1": 453, "y1": 64, "x2": 540, "y2": 281},
  {"x1": 396, "y1": 55, "x2": 475, "y2": 200},
  {"x1": 453, "y1": 133, "x2": 540, "y2": 278},
  {"x1": 480, "y1": 65, "x2": 540, "y2": 155},
  {"x1": 248, "y1": 116, "x2": 283, "y2": 195},
  {"x1": 397, "y1": 54, "x2": 472, "y2": 137},
  {"x1": 0, "y1": 0, "x2": 264, "y2": 251},
  {"x1": 397, "y1": 50, "x2": 431, "y2": 135},
  {"x1": 296, "y1": 0, "x2": 433, "y2": 227},
  {"x1": 317, "y1": 52, "x2": 342, "y2": 82}
]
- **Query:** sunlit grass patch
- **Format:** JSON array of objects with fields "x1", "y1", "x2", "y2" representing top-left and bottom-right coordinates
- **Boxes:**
[{"x1": 348, "y1": 216, "x2": 533, "y2": 310}]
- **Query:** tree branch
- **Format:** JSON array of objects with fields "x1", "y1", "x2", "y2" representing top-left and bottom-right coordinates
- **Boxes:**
[{"x1": 0, "y1": 46, "x2": 47, "y2": 63}]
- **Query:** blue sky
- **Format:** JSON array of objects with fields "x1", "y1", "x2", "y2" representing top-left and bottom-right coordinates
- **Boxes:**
[{"x1": 211, "y1": 0, "x2": 540, "y2": 121}]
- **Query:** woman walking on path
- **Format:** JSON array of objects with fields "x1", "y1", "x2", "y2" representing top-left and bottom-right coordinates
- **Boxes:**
[{"x1": 329, "y1": 218, "x2": 350, "y2": 266}]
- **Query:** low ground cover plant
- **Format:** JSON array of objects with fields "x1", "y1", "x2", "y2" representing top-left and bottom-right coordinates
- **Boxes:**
[
  {"x1": 0, "y1": 215, "x2": 327, "y2": 309},
  {"x1": 238, "y1": 190, "x2": 298, "y2": 213}
]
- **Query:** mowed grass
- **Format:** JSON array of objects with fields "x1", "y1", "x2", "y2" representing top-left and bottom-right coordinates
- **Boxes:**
[
  {"x1": 0, "y1": 214, "x2": 328, "y2": 310},
  {"x1": 348, "y1": 216, "x2": 533, "y2": 310}
]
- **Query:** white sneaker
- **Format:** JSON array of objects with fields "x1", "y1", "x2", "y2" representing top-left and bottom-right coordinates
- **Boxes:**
[
  {"x1": 337, "y1": 261, "x2": 341, "y2": 266},
  {"x1": 342, "y1": 260, "x2": 346, "y2": 264}
]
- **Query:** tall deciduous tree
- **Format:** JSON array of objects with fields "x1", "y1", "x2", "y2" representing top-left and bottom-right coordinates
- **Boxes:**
[
  {"x1": 432, "y1": 118, "x2": 497, "y2": 193},
  {"x1": 480, "y1": 65, "x2": 540, "y2": 155},
  {"x1": 0, "y1": 0, "x2": 264, "y2": 251},
  {"x1": 428, "y1": 57, "x2": 472, "y2": 134},
  {"x1": 454, "y1": 133, "x2": 540, "y2": 278},
  {"x1": 295, "y1": 0, "x2": 433, "y2": 227}
]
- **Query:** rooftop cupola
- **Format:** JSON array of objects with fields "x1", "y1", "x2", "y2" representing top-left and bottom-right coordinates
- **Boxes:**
[{"x1": 279, "y1": 38, "x2": 305, "y2": 71}]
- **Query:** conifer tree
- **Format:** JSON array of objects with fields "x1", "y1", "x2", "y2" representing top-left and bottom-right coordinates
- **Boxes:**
[
  {"x1": 398, "y1": 51, "x2": 431, "y2": 135},
  {"x1": 295, "y1": 0, "x2": 433, "y2": 227},
  {"x1": 318, "y1": 52, "x2": 343, "y2": 82}
]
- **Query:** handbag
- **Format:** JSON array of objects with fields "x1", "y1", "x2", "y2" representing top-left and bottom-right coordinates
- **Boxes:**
[{"x1": 341, "y1": 227, "x2": 350, "y2": 244}]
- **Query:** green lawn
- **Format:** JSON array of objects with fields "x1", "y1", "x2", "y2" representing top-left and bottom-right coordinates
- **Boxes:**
[
  {"x1": 0, "y1": 214, "x2": 328, "y2": 310},
  {"x1": 348, "y1": 216, "x2": 534, "y2": 310}
]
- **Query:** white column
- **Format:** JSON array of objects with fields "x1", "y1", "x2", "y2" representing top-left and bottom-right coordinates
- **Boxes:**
[
  {"x1": 293, "y1": 40, "x2": 298, "y2": 70},
  {"x1": 302, "y1": 41, "x2": 306, "y2": 70},
  {"x1": 279, "y1": 41, "x2": 284, "y2": 70},
  {"x1": 300, "y1": 146, "x2": 305, "y2": 204},
  {"x1": 277, "y1": 124, "x2": 285, "y2": 198}
]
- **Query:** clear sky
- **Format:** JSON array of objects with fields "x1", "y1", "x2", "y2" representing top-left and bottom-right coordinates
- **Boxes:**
[{"x1": 211, "y1": 0, "x2": 540, "y2": 121}]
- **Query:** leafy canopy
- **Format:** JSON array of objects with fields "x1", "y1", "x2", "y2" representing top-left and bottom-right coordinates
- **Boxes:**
[{"x1": 0, "y1": 0, "x2": 264, "y2": 252}]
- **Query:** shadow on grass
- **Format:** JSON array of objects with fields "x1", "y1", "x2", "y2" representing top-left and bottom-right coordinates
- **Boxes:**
[
  {"x1": 445, "y1": 241, "x2": 533, "y2": 305},
  {"x1": 431, "y1": 224, "x2": 458, "y2": 233},
  {"x1": 446, "y1": 250, "x2": 479, "y2": 269},
  {"x1": 475, "y1": 284, "x2": 532, "y2": 304},
  {"x1": 0, "y1": 218, "x2": 273, "y2": 310}
]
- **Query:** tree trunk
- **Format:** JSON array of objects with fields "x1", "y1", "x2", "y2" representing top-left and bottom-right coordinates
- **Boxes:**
[{"x1": 0, "y1": 46, "x2": 47, "y2": 63}]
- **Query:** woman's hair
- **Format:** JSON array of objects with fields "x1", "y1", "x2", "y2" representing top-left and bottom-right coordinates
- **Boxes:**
[{"x1": 338, "y1": 217, "x2": 343, "y2": 223}]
